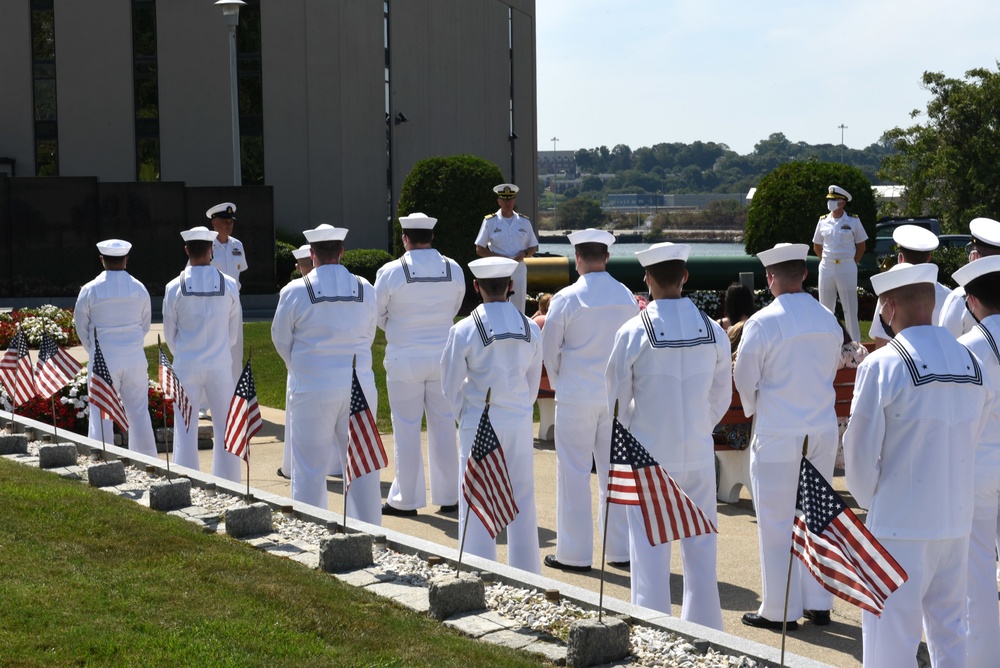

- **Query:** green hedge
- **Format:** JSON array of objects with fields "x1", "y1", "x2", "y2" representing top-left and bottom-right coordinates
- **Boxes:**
[
  {"x1": 275, "y1": 240, "x2": 298, "y2": 288},
  {"x1": 746, "y1": 161, "x2": 877, "y2": 256},
  {"x1": 342, "y1": 248, "x2": 395, "y2": 285}
]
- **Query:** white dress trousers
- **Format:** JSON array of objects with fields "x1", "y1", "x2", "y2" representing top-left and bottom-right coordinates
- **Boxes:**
[
  {"x1": 172, "y1": 365, "x2": 240, "y2": 482},
  {"x1": 818, "y1": 257, "x2": 860, "y2": 341}
]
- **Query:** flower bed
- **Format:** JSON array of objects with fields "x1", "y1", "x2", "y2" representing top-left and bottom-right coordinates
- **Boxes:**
[{"x1": 0, "y1": 305, "x2": 81, "y2": 348}]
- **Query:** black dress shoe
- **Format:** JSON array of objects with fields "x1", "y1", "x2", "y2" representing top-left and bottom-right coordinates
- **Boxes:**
[
  {"x1": 381, "y1": 503, "x2": 417, "y2": 517},
  {"x1": 741, "y1": 613, "x2": 798, "y2": 631},
  {"x1": 438, "y1": 503, "x2": 459, "y2": 514},
  {"x1": 803, "y1": 609, "x2": 831, "y2": 626},
  {"x1": 543, "y1": 554, "x2": 592, "y2": 573},
  {"x1": 276, "y1": 467, "x2": 289, "y2": 479},
  {"x1": 608, "y1": 560, "x2": 630, "y2": 569}
]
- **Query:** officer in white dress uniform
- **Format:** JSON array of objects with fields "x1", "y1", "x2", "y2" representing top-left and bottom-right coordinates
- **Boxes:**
[
  {"x1": 278, "y1": 244, "x2": 331, "y2": 479},
  {"x1": 74, "y1": 239, "x2": 157, "y2": 458},
  {"x1": 207, "y1": 202, "x2": 247, "y2": 384},
  {"x1": 441, "y1": 257, "x2": 543, "y2": 573},
  {"x1": 869, "y1": 225, "x2": 952, "y2": 348},
  {"x1": 474, "y1": 184, "x2": 539, "y2": 314},
  {"x1": 812, "y1": 185, "x2": 868, "y2": 342},
  {"x1": 162, "y1": 227, "x2": 242, "y2": 482},
  {"x1": 733, "y1": 243, "x2": 843, "y2": 630},
  {"x1": 952, "y1": 256, "x2": 1000, "y2": 667},
  {"x1": 377, "y1": 213, "x2": 465, "y2": 517},
  {"x1": 541, "y1": 228, "x2": 638, "y2": 573},
  {"x1": 271, "y1": 225, "x2": 381, "y2": 524},
  {"x1": 938, "y1": 217, "x2": 1000, "y2": 338},
  {"x1": 605, "y1": 242, "x2": 730, "y2": 629},
  {"x1": 844, "y1": 262, "x2": 991, "y2": 667}
]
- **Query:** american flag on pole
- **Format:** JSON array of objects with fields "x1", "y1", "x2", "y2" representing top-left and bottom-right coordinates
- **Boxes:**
[
  {"x1": 88, "y1": 338, "x2": 128, "y2": 431},
  {"x1": 607, "y1": 418, "x2": 717, "y2": 546},
  {"x1": 0, "y1": 327, "x2": 37, "y2": 407},
  {"x1": 34, "y1": 333, "x2": 82, "y2": 399},
  {"x1": 792, "y1": 457, "x2": 907, "y2": 616},
  {"x1": 463, "y1": 403, "x2": 518, "y2": 539},
  {"x1": 224, "y1": 358, "x2": 262, "y2": 462},
  {"x1": 158, "y1": 347, "x2": 193, "y2": 432},
  {"x1": 345, "y1": 368, "x2": 388, "y2": 486}
]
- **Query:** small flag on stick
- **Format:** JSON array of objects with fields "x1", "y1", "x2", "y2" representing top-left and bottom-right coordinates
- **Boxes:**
[
  {"x1": 463, "y1": 403, "x2": 518, "y2": 539},
  {"x1": 34, "y1": 334, "x2": 82, "y2": 400},
  {"x1": 792, "y1": 457, "x2": 907, "y2": 616},
  {"x1": 88, "y1": 338, "x2": 128, "y2": 432},
  {"x1": 345, "y1": 368, "x2": 388, "y2": 486},
  {"x1": 0, "y1": 328, "x2": 38, "y2": 407},
  {"x1": 224, "y1": 358, "x2": 262, "y2": 462},
  {"x1": 607, "y1": 418, "x2": 717, "y2": 546},
  {"x1": 158, "y1": 347, "x2": 193, "y2": 432}
]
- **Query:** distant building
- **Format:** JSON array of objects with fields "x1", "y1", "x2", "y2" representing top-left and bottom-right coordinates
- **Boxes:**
[{"x1": 538, "y1": 150, "x2": 576, "y2": 176}]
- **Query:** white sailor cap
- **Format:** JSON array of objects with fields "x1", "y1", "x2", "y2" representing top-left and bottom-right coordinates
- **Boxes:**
[
  {"x1": 567, "y1": 228, "x2": 616, "y2": 247},
  {"x1": 970, "y1": 217, "x2": 1000, "y2": 247},
  {"x1": 870, "y1": 262, "x2": 938, "y2": 296},
  {"x1": 892, "y1": 224, "x2": 939, "y2": 252},
  {"x1": 953, "y1": 255, "x2": 1000, "y2": 287},
  {"x1": 635, "y1": 242, "x2": 690, "y2": 267},
  {"x1": 180, "y1": 226, "x2": 218, "y2": 243},
  {"x1": 303, "y1": 224, "x2": 348, "y2": 243},
  {"x1": 469, "y1": 257, "x2": 518, "y2": 279},
  {"x1": 493, "y1": 183, "x2": 519, "y2": 199},
  {"x1": 292, "y1": 244, "x2": 311, "y2": 260},
  {"x1": 826, "y1": 185, "x2": 852, "y2": 202},
  {"x1": 757, "y1": 243, "x2": 809, "y2": 267},
  {"x1": 96, "y1": 239, "x2": 132, "y2": 257},
  {"x1": 399, "y1": 212, "x2": 437, "y2": 230},
  {"x1": 206, "y1": 202, "x2": 237, "y2": 219}
]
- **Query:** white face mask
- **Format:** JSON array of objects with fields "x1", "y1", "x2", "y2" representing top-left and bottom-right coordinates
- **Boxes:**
[{"x1": 827, "y1": 199, "x2": 842, "y2": 212}]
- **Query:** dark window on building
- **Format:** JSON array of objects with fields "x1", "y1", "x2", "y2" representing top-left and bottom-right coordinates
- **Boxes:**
[
  {"x1": 31, "y1": 0, "x2": 58, "y2": 176},
  {"x1": 132, "y1": 0, "x2": 160, "y2": 181},
  {"x1": 237, "y1": 0, "x2": 264, "y2": 185}
]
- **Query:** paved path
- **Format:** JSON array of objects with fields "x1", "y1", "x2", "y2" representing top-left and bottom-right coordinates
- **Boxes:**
[{"x1": 66, "y1": 323, "x2": 870, "y2": 666}]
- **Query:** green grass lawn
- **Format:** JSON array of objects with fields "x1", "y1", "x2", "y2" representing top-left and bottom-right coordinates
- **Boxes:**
[{"x1": 0, "y1": 459, "x2": 546, "y2": 667}]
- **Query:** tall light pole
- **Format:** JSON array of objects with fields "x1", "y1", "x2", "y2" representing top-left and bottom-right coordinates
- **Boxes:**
[
  {"x1": 550, "y1": 136, "x2": 559, "y2": 228},
  {"x1": 217, "y1": 0, "x2": 245, "y2": 186},
  {"x1": 838, "y1": 123, "x2": 848, "y2": 164}
]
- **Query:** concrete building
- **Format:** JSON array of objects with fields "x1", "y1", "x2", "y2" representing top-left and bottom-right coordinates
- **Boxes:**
[{"x1": 0, "y1": 0, "x2": 538, "y2": 250}]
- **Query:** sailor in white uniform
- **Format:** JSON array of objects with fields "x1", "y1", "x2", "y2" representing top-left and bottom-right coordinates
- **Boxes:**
[
  {"x1": 441, "y1": 257, "x2": 543, "y2": 573},
  {"x1": 162, "y1": 226, "x2": 242, "y2": 482},
  {"x1": 271, "y1": 225, "x2": 381, "y2": 524},
  {"x1": 542, "y1": 228, "x2": 638, "y2": 573},
  {"x1": 74, "y1": 239, "x2": 157, "y2": 458},
  {"x1": 733, "y1": 243, "x2": 843, "y2": 631},
  {"x1": 938, "y1": 217, "x2": 1000, "y2": 338},
  {"x1": 207, "y1": 202, "x2": 246, "y2": 384},
  {"x1": 952, "y1": 256, "x2": 1000, "y2": 668},
  {"x1": 869, "y1": 225, "x2": 951, "y2": 348},
  {"x1": 377, "y1": 213, "x2": 465, "y2": 517},
  {"x1": 845, "y1": 262, "x2": 991, "y2": 667},
  {"x1": 474, "y1": 184, "x2": 538, "y2": 314},
  {"x1": 605, "y1": 242, "x2": 730, "y2": 629},
  {"x1": 812, "y1": 185, "x2": 868, "y2": 342}
]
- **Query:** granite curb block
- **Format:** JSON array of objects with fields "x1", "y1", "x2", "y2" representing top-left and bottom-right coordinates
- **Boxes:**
[
  {"x1": 566, "y1": 617, "x2": 630, "y2": 668},
  {"x1": 149, "y1": 478, "x2": 192, "y2": 512},
  {"x1": 319, "y1": 533, "x2": 374, "y2": 573},
  {"x1": 428, "y1": 573, "x2": 486, "y2": 621},
  {"x1": 0, "y1": 433, "x2": 28, "y2": 455},
  {"x1": 224, "y1": 502, "x2": 273, "y2": 538},
  {"x1": 87, "y1": 460, "x2": 127, "y2": 487},
  {"x1": 38, "y1": 442, "x2": 78, "y2": 468},
  {"x1": 6, "y1": 412, "x2": 835, "y2": 668}
]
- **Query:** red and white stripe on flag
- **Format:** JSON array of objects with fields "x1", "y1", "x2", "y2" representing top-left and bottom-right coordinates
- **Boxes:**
[
  {"x1": 224, "y1": 359, "x2": 262, "y2": 461},
  {"x1": 345, "y1": 368, "x2": 388, "y2": 486},
  {"x1": 89, "y1": 339, "x2": 128, "y2": 431},
  {"x1": 34, "y1": 334, "x2": 82, "y2": 399},
  {"x1": 462, "y1": 404, "x2": 518, "y2": 539},
  {"x1": 0, "y1": 328, "x2": 37, "y2": 407}
]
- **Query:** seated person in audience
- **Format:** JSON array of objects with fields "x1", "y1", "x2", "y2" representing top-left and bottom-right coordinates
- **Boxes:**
[{"x1": 719, "y1": 282, "x2": 755, "y2": 331}]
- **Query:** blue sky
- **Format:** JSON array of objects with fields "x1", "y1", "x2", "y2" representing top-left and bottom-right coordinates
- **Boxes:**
[{"x1": 536, "y1": 1, "x2": 1000, "y2": 155}]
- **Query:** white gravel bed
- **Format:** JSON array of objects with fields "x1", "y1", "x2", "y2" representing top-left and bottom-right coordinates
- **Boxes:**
[{"x1": 21, "y1": 440, "x2": 759, "y2": 667}]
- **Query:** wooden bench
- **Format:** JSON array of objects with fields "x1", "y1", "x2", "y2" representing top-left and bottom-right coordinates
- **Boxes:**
[{"x1": 714, "y1": 366, "x2": 857, "y2": 503}]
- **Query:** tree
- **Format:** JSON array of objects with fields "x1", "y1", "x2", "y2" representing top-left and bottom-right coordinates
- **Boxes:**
[
  {"x1": 557, "y1": 197, "x2": 605, "y2": 229},
  {"x1": 879, "y1": 64, "x2": 1000, "y2": 233},
  {"x1": 745, "y1": 161, "x2": 876, "y2": 255}
]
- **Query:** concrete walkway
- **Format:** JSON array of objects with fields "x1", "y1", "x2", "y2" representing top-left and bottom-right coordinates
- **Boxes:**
[{"x1": 65, "y1": 323, "x2": 869, "y2": 666}]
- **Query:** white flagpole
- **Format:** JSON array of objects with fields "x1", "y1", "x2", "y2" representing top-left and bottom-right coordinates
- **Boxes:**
[{"x1": 780, "y1": 435, "x2": 809, "y2": 667}]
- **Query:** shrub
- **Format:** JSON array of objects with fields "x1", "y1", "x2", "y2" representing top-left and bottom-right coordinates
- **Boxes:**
[
  {"x1": 342, "y1": 249, "x2": 395, "y2": 285},
  {"x1": 746, "y1": 162, "x2": 877, "y2": 256},
  {"x1": 396, "y1": 154, "x2": 506, "y2": 283},
  {"x1": 275, "y1": 240, "x2": 298, "y2": 288}
]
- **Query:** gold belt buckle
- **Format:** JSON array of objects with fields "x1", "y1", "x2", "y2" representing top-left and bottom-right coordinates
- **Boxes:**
[{"x1": 834, "y1": 259, "x2": 841, "y2": 264}]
